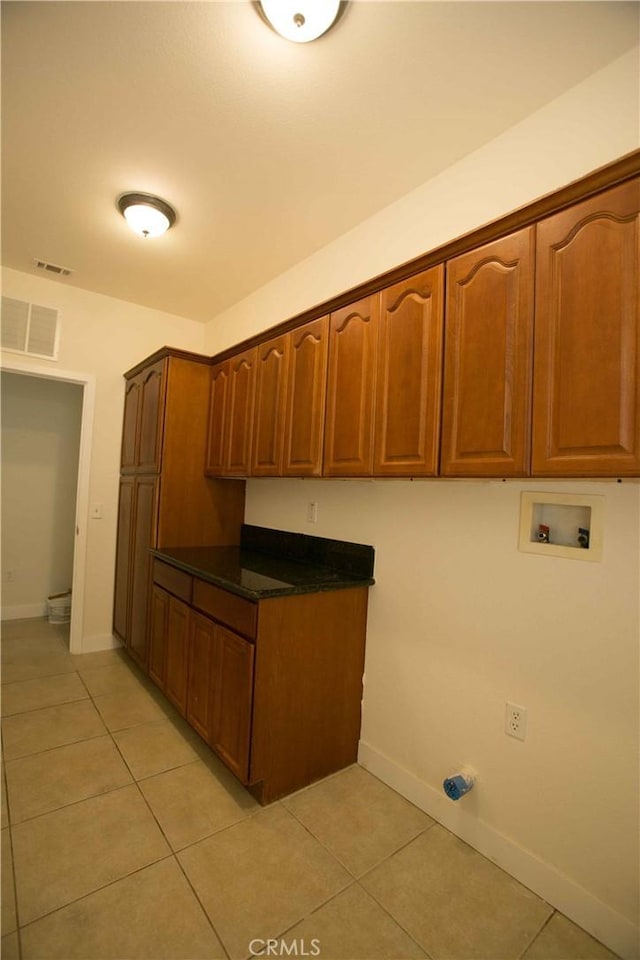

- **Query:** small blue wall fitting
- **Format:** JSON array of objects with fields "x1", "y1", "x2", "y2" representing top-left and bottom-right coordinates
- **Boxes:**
[{"x1": 443, "y1": 773, "x2": 474, "y2": 801}]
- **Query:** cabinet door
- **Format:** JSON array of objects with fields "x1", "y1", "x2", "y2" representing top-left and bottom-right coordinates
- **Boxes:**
[
  {"x1": 226, "y1": 348, "x2": 256, "y2": 476},
  {"x1": 252, "y1": 335, "x2": 290, "y2": 476},
  {"x1": 148, "y1": 585, "x2": 169, "y2": 689},
  {"x1": 165, "y1": 596, "x2": 190, "y2": 716},
  {"x1": 187, "y1": 611, "x2": 216, "y2": 741},
  {"x1": 204, "y1": 361, "x2": 230, "y2": 477},
  {"x1": 120, "y1": 379, "x2": 141, "y2": 473},
  {"x1": 113, "y1": 477, "x2": 134, "y2": 642},
  {"x1": 283, "y1": 316, "x2": 329, "y2": 477},
  {"x1": 324, "y1": 296, "x2": 379, "y2": 476},
  {"x1": 210, "y1": 625, "x2": 254, "y2": 783},
  {"x1": 128, "y1": 477, "x2": 158, "y2": 669},
  {"x1": 532, "y1": 179, "x2": 640, "y2": 476},
  {"x1": 441, "y1": 228, "x2": 535, "y2": 476},
  {"x1": 136, "y1": 360, "x2": 166, "y2": 473},
  {"x1": 374, "y1": 267, "x2": 444, "y2": 476}
]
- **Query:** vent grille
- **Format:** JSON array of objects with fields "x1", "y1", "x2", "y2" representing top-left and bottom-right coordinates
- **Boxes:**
[
  {"x1": 32, "y1": 258, "x2": 73, "y2": 277},
  {"x1": 1, "y1": 297, "x2": 60, "y2": 360}
]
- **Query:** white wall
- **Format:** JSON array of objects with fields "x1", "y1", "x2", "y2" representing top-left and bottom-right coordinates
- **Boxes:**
[
  {"x1": 1, "y1": 372, "x2": 83, "y2": 618},
  {"x1": 204, "y1": 50, "x2": 640, "y2": 959},
  {"x1": 0, "y1": 271, "x2": 206, "y2": 648}
]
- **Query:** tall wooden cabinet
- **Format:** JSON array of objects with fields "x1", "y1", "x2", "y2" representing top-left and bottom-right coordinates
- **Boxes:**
[
  {"x1": 113, "y1": 348, "x2": 245, "y2": 669},
  {"x1": 532, "y1": 179, "x2": 640, "y2": 476},
  {"x1": 441, "y1": 228, "x2": 535, "y2": 476}
]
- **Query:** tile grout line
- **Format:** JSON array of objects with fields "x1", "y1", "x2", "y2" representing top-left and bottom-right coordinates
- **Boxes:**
[
  {"x1": 4, "y1": 641, "x2": 231, "y2": 955},
  {"x1": 87, "y1": 657, "x2": 235, "y2": 960},
  {"x1": 516, "y1": 909, "x2": 558, "y2": 960}
]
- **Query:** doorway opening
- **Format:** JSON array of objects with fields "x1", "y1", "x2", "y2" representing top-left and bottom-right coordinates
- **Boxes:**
[{"x1": 0, "y1": 359, "x2": 95, "y2": 654}]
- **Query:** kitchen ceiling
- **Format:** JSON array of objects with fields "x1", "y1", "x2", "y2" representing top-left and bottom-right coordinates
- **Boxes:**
[{"x1": 1, "y1": 1, "x2": 637, "y2": 323}]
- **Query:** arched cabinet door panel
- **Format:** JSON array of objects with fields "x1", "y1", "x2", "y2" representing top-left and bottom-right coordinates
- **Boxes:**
[
  {"x1": 324, "y1": 296, "x2": 379, "y2": 477},
  {"x1": 532, "y1": 178, "x2": 640, "y2": 476},
  {"x1": 441, "y1": 227, "x2": 535, "y2": 477},
  {"x1": 374, "y1": 266, "x2": 444, "y2": 476},
  {"x1": 283, "y1": 316, "x2": 329, "y2": 477},
  {"x1": 205, "y1": 361, "x2": 230, "y2": 476},
  {"x1": 252, "y1": 335, "x2": 290, "y2": 476}
]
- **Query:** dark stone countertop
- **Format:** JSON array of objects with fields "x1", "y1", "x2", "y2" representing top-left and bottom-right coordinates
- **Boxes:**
[{"x1": 151, "y1": 526, "x2": 375, "y2": 602}]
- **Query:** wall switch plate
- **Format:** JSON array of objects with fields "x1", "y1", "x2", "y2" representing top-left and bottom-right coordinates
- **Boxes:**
[
  {"x1": 90, "y1": 503, "x2": 103, "y2": 519},
  {"x1": 505, "y1": 702, "x2": 527, "y2": 741},
  {"x1": 306, "y1": 501, "x2": 318, "y2": 523}
]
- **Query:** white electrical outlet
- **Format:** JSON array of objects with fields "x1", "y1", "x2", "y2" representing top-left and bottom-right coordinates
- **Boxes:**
[
  {"x1": 306, "y1": 501, "x2": 318, "y2": 523},
  {"x1": 505, "y1": 702, "x2": 527, "y2": 741}
]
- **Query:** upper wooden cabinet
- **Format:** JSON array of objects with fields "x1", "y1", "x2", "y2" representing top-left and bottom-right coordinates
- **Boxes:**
[
  {"x1": 374, "y1": 267, "x2": 444, "y2": 476},
  {"x1": 252, "y1": 335, "x2": 290, "y2": 477},
  {"x1": 324, "y1": 295, "x2": 380, "y2": 477},
  {"x1": 283, "y1": 317, "x2": 329, "y2": 477},
  {"x1": 120, "y1": 359, "x2": 165, "y2": 473},
  {"x1": 206, "y1": 349, "x2": 257, "y2": 477},
  {"x1": 227, "y1": 348, "x2": 257, "y2": 476},
  {"x1": 532, "y1": 179, "x2": 640, "y2": 476},
  {"x1": 441, "y1": 228, "x2": 535, "y2": 476},
  {"x1": 204, "y1": 361, "x2": 230, "y2": 476},
  {"x1": 202, "y1": 168, "x2": 639, "y2": 480}
]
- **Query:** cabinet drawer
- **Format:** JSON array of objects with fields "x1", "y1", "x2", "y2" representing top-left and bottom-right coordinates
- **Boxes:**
[
  {"x1": 152, "y1": 560, "x2": 193, "y2": 603},
  {"x1": 192, "y1": 579, "x2": 257, "y2": 640}
]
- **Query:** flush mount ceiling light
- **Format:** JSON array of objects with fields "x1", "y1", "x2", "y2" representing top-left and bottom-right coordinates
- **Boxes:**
[
  {"x1": 257, "y1": 0, "x2": 343, "y2": 43},
  {"x1": 117, "y1": 193, "x2": 176, "y2": 238}
]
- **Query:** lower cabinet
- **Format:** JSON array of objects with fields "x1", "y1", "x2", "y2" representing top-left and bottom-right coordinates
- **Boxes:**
[
  {"x1": 149, "y1": 559, "x2": 369, "y2": 804},
  {"x1": 210, "y1": 624, "x2": 254, "y2": 782}
]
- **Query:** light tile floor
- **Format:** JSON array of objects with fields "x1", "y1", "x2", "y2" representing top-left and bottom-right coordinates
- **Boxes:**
[{"x1": 0, "y1": 618, "x2": 621, "y2": 960}]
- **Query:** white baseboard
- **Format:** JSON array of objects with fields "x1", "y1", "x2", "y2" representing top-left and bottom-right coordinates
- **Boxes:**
[
  {"x1": 1, "y1": 603, "x2": 48, "y2": 621},
  {"x1": 79, "y1": 633, "x2": 123, "y2": 654},
  {"x1": 358, "y1": 741, "x2": 639, "y2": 960}
]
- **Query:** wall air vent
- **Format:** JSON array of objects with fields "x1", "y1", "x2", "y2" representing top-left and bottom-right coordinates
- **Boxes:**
[
  {"x1": 1, "y1": 297, "x2": 60, "y2": 360},
  {"x1": 32, "y1": 258, "x2": 74, "y2": 277}
]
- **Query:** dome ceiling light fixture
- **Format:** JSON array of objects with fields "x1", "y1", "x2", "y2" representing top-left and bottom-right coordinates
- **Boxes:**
[
  {"x1": 257, "y1": 0, "x2": 344, "y2": 43},
  {"x1": 117, "y1": 193, "x2": 177, "y2": 238}
]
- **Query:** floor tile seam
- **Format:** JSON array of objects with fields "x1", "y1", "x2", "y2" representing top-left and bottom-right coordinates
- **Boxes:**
[
  {"x1": 350, "y1": 818, "x2": 438, "y2": 879},
  {"x1": 1, "y1": 693, "x2": 91, "y2": 719},
  {"x1": 14, "y1": 851, "x2": 179, "y2": 934},
  {"x1": 266, "y1": 876, "x2": 359, "y2": 939},
  {"x1": 7, "y1": 778, "x2": 140, "y2": 829},
  {"x1": 171, "y1": 848, "x2": 233, "y2": 960},
  {"x1": 354, "y1": 875, "x2": 437, "y2": 959},
  {"x1": 132, "y1": 754, "x2": 204, "y2": 784},
  {"x1": 168, "y1": 799, "x2": 282, "y2": 858},
  {"x1": 236, "y1": 873, "x2": 357, "y2": 960},
  {"x1": 4, "y1": 799, "x2": 23, "y2": 951},
  {"x1": 283, "y1": 800, "x2": 436, "y2": 882},
  {"x1": 351, "y1": 878, "x2": 435, "y2": 960},
  {"x1": 279, "y1": 763, "x2": 359, "y2": 806},
  {"x1": 516, "y1": 909, "x2": 557, "y2": 960},
  {"x1": 6, "y1": 768, "x2": 135, "y2": 825},
  {"x1": 278, "y1": 801, "x2": 367, "y2": 880},
  {"x1": 0, "y1": 667, "x2": 80, "y2": 689},
  {"x1": 0, "y1": 696, "x2": 101, "y2": 730},
  {"x1": 2, "y1": 730, "x2": 117, "y2": 768}
]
